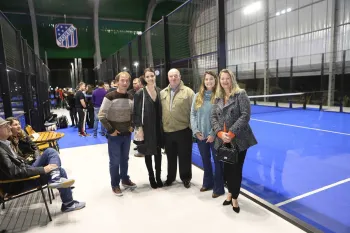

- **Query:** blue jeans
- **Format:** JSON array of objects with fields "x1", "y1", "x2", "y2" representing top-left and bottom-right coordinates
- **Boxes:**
[
  {"x1": 197, "y1": 140, "x2": 225, "y2": 195},
  {"x1": 93, "y1": 107, "x2": 106, "y2": 135},
  {"x1": 30, "y1": 148, "x2": 73, "y2": 203},
  {"x1": 108, "y1": 135, "x2": 131, "y2": 189}
]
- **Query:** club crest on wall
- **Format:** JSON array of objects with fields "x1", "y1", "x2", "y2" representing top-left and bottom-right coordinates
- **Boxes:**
[{"x1": 55, "y1": 23, "x2": 78, "y2": 48}]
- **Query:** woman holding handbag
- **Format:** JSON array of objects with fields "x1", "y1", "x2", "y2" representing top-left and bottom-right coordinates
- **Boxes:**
[
  {"x1": 133, "y1": 68, "x2": 164, "y2": 189},
  {"x1": 211, "y1": 69, "x2": 257, "y2": 213},
  {"x1": 190, "y1": 71, "x2": 225, "y2": 198}
]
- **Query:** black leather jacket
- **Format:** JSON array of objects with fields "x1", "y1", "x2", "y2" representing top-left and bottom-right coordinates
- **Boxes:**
[{"x1": 0, "y1": 141, "x2": 45, "y2": 194}]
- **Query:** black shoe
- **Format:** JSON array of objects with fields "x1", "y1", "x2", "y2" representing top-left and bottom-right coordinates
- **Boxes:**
[
  {"x1": 149, "y1": 177, "x2": 157, "y2": 189},
  {"x1": 223, "y1": 199, "x2": 232, "y2": 206},
  {"x1": 156, "y1": 178, "x2": 163, "y2": 188},
  {"x1": 232, "y1": 206, "x2": 240, "y2": 213},
  {"x1": 163, "y1": 180, "x2": 172, "y2": 186},
  {"x1": 183, "y1": 181, "x2": 191, "y2": 188}
]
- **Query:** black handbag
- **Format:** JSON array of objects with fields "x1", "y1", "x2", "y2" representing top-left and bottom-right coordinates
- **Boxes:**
[{"x1": 216, "y1": 140, "x2": 239, "y2": 164}]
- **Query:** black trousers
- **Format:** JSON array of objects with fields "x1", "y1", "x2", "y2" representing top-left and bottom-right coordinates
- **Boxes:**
[
  {"x1": 223, "y1": 150, "x2": 247, "y2": 199},
  {"x1": 145, "y1": 147, "x2": 162, "y2": 179},
  {"x1": 69, "y1": 107, "x2": 78, "y2": 126},
  {"x1": 164, "y1": 128, "x2": 193, "y2": 183},
  {"x1": 86, "y1": 106, "x2": 94, "y2": 128},
  {"x1": 76, "y1": 108, "x2": 86, "y2": 134}
]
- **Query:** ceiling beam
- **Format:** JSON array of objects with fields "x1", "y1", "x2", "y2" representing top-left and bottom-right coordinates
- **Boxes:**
[{"x1": 2, "y1": 11, "x2": 150, "y2": 23}]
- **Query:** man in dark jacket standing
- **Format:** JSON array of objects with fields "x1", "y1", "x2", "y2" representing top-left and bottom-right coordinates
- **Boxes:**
[{"x1": 0, "y1": 117, "x2": 85, "y2": 212}]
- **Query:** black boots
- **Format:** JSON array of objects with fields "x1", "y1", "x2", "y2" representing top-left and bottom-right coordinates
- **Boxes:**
[
  {"x1": 156, "y1": 171, "x2": 163, "y2": 188},
  {"x1": 149, "y1": 171, "x2": 162, "y2": 189},
  {"x1": 149, "y1": 176, "x2": 158, "y2": 189},
  {"x1": 145, "y1": 154, "x2": 163, "y2": 189}
]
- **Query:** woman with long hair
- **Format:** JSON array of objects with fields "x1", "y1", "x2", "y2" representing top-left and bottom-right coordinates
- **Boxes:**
[
  {"x1": 190, "y1": 71, "x2": 225, "y2": 198},
  {"x1": 211, "y1": 69, "x2": 257, "y2": 213},
  {"x1": 133, "y1": 68, "x2": 164, "y2": 189}
]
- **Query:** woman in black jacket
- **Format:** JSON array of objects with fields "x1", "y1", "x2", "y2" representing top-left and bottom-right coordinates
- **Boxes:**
[{"x1": 133, "y1": 68, "x2": 164, "y2": 189}]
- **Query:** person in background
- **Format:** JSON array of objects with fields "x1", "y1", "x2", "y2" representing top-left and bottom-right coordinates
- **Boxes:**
[
  {"x1": 75, "y1": 82, "x2": 89, "y2": 137},
  {"x1": 98, "y1": 72, "x2": 137, "y2": 196},
  {"x1": 104, "y1": 82, "x2": 110, "y2": 92},
  {"x1": 160, "y1": 68, "x2": 194, "y2": 188},
  {"x1": 190, "y1": 71, "x2": 224, "y2": 198},
  {"x1": 0, "y1": 117, "x2": 85, "y2": 212},
  {"x1": 211, "y1": 69, "x2": 257, "y2": 213},
  {"x1": 66, "y1": 88, "x2": 78, "y2": 127},
  {"x1": 85, "y1": 85, "x2": 94, "y2": 129},
  {"x1": 127, "y1": 77, "x2": 142, "y2": 99},
  {"x1": 107, "y1": 80, "x2": 117, "y2": 93},
  {"x1": 92, "y1": 81, "x2": 107, "y2": 138},
  {"x1": 133, "y1": 68, "x2": 163, "y2": 189}
]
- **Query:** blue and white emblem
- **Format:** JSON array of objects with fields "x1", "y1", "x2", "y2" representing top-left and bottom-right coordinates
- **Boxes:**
[{"x1": 55, "y1": 24, "x2": 78, "y2": 48}]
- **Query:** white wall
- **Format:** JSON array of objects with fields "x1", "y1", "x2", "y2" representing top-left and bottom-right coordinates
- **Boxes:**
[{"x1": 191, "y1": 0, "x2": 350, "y2": 79}]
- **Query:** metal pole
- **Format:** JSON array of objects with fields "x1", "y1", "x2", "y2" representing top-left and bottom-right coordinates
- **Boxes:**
[
  {"x1": 163, "y1": 15, "x2": 171, "y2": 88},
  {"x1": 263, "y1": 0, "x2": 270, "y2": 99},
  {"x1": 327, "y1": 0, "x2": 339, "y2": 106},
  {"x1": 216, "y1": 0, "x2": 227, "y2": 73},
  {"x1": 254, "y1": 62, "x2": 257, "y2": 104},
  {"x1": 340, "y1": 50, "x2": 345, "y2": 112},
  {"x1": 145, "y1": 0, "x2": 156, "y2": 67},
  {"x1": 28, "y1": 0, "x2": 40, "y2": 56},
  {"x1": 276, "y1": 59, "x2": 279, "y2": 87},
  {"x1": 111, "y1": 54, "x2": 116, "y2": 79},
  {"x1": 117, "y1": 51, "x2": 121, "y2": 73},
  {"x1": 290, "y1": 57, "x2": 293, "y2": 93},
  {"x1": 128, "y1": 42, "x2": 133, "y2": 78},
  {"x1": 45, "y1": 51, "x2": 48, "y2": 66},
  {"x1": 138, "y1": 35, "x2": 143, "y2": 76},
  {"x1": 93, "y1": 0, "x2": 102, "y2": 66}
]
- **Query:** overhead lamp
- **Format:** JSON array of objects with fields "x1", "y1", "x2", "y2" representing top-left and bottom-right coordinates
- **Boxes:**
[
  {"x1": 134, "y1": 62, "x2": 139, "y2": 67},
  {"x1": 243, "y1": 1, "x2": 262, "y2": 15},
  {"x1": 281, "y1": 9, "x2": 286, "y2": 14},
  {"x1": 287, "y1": 8, "x2": 292, "y2": 12},
  {"x1": 276, "y1": 12, "x2": 280, "y2": 16}
]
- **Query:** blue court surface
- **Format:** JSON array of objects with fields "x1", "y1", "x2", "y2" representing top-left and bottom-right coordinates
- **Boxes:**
[
  {"x1": 192, "y1": 107, "x2": 350, "y2": 233},
  {"x1": 55, "y1": 107, "x2": 349, "y2": 232}
]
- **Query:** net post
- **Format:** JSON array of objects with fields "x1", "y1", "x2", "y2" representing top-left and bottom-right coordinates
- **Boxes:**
[
  {"x1": 289, "y1": 100, "x2": 292, "y2": 108},
  {"x1": 275, "y1": 100, "x2": 278, "y2": 107},
  {"x1": 340, "y1": 50, "x2": 345, "y2": 113},
  {"x1": 303, "y1": 93, "x2": 307, "y2": 110}
]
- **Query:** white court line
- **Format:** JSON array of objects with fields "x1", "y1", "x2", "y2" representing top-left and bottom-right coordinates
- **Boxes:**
[
  {"x1": 275, "y1": 178, "x2": 350, "y2": 207},
  {"x1": 251, "y1": 118, "x2": 350, "y2": 136}
]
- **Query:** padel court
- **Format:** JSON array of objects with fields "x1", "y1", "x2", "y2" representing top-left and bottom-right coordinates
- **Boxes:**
[{"x1": 192, "y1": 102, "x2": 350, "y2": 233}]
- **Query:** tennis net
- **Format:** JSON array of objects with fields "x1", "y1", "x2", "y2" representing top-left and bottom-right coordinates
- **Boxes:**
[{"x1": 249, "y1": 92, "x2": 307, "y2": 115}]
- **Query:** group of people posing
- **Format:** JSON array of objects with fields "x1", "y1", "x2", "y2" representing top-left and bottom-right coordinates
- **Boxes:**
[{"x1": 97, "y1": 67, "x2": 257, "y2": 213}]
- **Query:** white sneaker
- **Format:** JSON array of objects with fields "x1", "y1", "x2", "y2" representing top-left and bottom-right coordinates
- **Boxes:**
[{"x1": 49, "y1": 178, "x2": 75, "y2": 189}]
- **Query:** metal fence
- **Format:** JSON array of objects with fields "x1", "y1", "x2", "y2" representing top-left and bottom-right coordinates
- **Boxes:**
[
  {"x1": 94, "y1": 0, "x2": 350, "y2": 110},
  {"x1": 0, "y1": 11, "x2": 50, "y2": 131}
]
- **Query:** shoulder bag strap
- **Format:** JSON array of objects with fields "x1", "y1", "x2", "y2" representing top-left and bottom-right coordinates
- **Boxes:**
[{"x1": 142, "y1": 88, "x2": 145, "y2": 125}]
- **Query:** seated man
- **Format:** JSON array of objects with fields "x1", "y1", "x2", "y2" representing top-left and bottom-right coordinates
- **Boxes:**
[{"x1": 0, "y1": 117, "x2": 85, "y2": 213}]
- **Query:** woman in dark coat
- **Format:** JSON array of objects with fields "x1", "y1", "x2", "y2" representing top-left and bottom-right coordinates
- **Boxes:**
[
  {"x1": 133, "y1": 68, "x2": 164, "y2": 189},
  {"x1": 211, "y1": 69, "x2": 257, "y2": 213}
]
